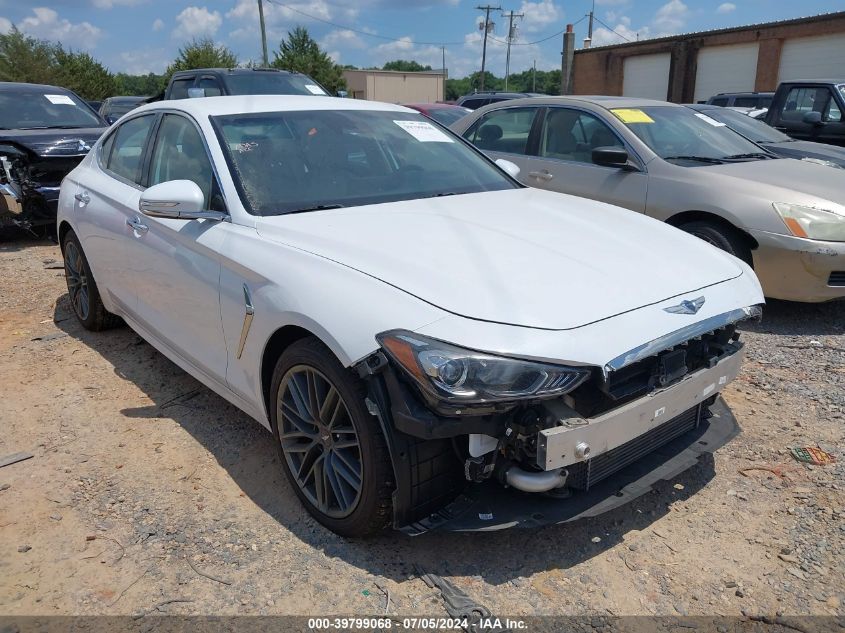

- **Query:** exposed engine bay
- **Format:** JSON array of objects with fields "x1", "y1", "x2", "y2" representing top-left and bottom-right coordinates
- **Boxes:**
[{"x1": 1, "y1": 141, "x2": 94, "y2": 231}]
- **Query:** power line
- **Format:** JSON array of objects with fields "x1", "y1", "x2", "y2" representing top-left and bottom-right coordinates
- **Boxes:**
[
  {"x1": 487, "y1": 15, "x2": 588, "y2": 46},
  {"x1": 592, "y1": 15, "x2": 632, "y2": 42}
]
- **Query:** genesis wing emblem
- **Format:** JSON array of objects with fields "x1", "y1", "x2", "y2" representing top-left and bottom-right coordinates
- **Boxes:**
[{"x1": 664, "y1": 296, "x2": 705, "y2": 315}]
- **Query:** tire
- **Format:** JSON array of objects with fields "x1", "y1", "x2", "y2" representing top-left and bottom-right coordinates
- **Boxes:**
[
  {"x1": 270, "y1": 337, "x2": 394, "y2": 537},
  {"x1": 61, "y1": 230, "x2": 122, "y2": 331},
  {"x1": 678, "y1": 220, "x2": 753, "y2": 266}
]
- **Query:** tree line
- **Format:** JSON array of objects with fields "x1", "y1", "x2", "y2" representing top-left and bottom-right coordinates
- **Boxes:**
[
  {"x1": 0, "y1": 25, "x2": 559, "y2": 101},
  {"x1": 0, "y1": 26, "x2": 346, "y2": 100}
]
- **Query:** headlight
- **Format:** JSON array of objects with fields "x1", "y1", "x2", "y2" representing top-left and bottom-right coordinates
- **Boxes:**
[
  {"x1": 377, "y1": 330, "x2": 590, "y2": 406},
  {"x1": 773, "y1": 202, "x2": 845, "y2": 242}
]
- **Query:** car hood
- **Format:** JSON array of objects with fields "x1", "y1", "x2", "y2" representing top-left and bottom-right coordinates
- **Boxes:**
[
  {"x1": 764, "y1": 140, "x2": 845, "y2": 168},
  {"x1": 696, "y1": 157, "x2": 845, "y2": 202},
  {"x1": 0, "y1": 127, "x2": 106, "y2": 157},
  {"x1": 255, "y1": 188, "x2": 745, "y2": 330}
]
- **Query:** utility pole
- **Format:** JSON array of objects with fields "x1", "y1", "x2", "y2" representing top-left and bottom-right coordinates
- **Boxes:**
[
  {"x1": 441, "y1": 45, "x2": 446, "y2": 76},
  {"x1": 532, "y1": 59, "x2": 536, "y2": 92},
  {"x1": 585, "y1": 0, "x2": 595, "y2": 48},
  {"x1": 476, "y1": 5, "x2": 500, "y2": 92},
  {"x1": 257, "y1": 0, "x2": 269, "y2": 66},
  {"x1": 502, "y1": 9, "x2": 523, "y2": 91}
]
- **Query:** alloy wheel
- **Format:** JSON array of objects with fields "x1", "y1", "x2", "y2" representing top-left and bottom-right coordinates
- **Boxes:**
[
  {"x1": 278, "y1": 365, "x2": 363, "y2": 518},
  {"x1": 64, "y1": 241, "x2": 90, "y2": 322}
]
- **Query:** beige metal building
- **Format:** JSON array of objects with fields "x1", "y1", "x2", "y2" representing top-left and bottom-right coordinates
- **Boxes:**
[{"x1": 342, "y1": 69, "x2": 445, "y2": 104}]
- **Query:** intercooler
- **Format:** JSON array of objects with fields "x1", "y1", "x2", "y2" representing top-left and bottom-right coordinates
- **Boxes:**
[{"x1": 566, "y1": 404, "x2": 704, "y2": 490}]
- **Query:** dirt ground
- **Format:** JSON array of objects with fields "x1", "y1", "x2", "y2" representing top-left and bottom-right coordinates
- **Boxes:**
[{"x1": 0, "y1": 236, "x2": 843, "y2": 620}]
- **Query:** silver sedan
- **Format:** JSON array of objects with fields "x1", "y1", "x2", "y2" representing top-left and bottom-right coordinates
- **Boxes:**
[{"x1": 451, "y1": 96, "x2": 845, "y2": 303}]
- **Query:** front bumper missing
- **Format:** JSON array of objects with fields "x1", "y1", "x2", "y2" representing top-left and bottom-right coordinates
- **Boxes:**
[
  {"x1": 401, "y1": 397, "x2": 738, "y2": 534},
  {"x1": 538, "y1": 346, "x2": 745, "y2": 471}
]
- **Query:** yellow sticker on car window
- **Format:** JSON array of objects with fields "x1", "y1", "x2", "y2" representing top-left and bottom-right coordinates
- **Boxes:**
[{"x1": 611, "y1": 108, "x2": 655, "y2": 124}]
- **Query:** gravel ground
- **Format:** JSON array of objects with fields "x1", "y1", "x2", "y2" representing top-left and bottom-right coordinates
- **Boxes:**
[{"x1": 0, "y1": 235, "x2": 842, "y2": 621}]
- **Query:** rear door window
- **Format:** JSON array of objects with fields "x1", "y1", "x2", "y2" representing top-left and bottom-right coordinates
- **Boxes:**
[
  {"x1": 465, "y1": 107, "x2": 538, "y2": 155},
  {"x1": 104, "y1": 114, "x2": 156, "y2": 184},
  {"x1": 710, "y1": 97, "x2": 729, "y2": 107}
]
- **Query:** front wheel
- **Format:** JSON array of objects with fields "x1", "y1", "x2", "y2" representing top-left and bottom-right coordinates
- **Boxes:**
[
  {"x1": 270, "y1": 338, "x2": 394, "y2": 537},
  {"x1": 678, "y1": 220, "x2": 753, "y2": 267}
]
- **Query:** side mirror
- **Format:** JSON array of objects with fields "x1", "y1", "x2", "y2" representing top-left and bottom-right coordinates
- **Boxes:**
[
  {"x1": 187, "y1": 87, "x2": 207, "y2": 99},
  {"x1": 592, "y1": 146, "x2": 630, "y2": 168},
  {"x1": 139, "y1": 180, "x2": 226, "y2": 221},
  {"x1": 802, "y1": 111, "x2": 823, "y2": 126},
  {"x1": 495, "y1": 158, "x2": 521, "y2": 179}
]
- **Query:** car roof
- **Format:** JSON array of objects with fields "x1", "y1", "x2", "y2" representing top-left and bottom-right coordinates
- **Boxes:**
[
  {"x1": 778, "y1": 79, "x2": 845, "y2": 85},
  {"x1": 480, "y1": 95, "x2": 683, "y2": 110},
  {"x1": 711, "y1": 91, "x2": 774, "y2": 96},
  {"x1": 404, "y1": 102, "x2": 462, "y2": 109},
  {"x1": 0, "y1": 82, "x2": 73, "y2": 93},
  {"x1": 171, "y1": 68, "x2": 301, "y2": 77},
  {"x1": 106, "y1": 96, "x2": 148, "y2": 103},
  {"x1": 130, "y1": 95, "x2": 416, "y2": 118}
]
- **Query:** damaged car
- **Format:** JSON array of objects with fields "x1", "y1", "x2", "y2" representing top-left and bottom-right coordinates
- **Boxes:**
[
  {"x1": 58, "y1": 96, "x2": 764, "y2": 537},
  {"x1": 1, "y1": 82, "x2": 107, "y2": 232}
]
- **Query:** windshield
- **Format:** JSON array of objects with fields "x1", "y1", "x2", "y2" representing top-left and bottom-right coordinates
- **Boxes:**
[
  {"x1": 697, "y1": 107, "x2": 791, "y2": 143},
  {"x1": 426, "y1": 108, "x2": 470, "y2": 126},
  {"x1": 212, "y1": 109, "x2": 517, "y2": 215},
  {"x1": 225, "y1": 73, "x2": 329, "y2": 97},
  {"x1": 612, "y1": 106, "x2": 768, "y2": 163},
  {"x1": 0, "y1": 89, "x2": 103, "y2": 129}
]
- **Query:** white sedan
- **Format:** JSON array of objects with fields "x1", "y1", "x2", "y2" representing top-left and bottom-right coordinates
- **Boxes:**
[{"x1": 58, "y1": 96, "x2": 764, "y2": 536}]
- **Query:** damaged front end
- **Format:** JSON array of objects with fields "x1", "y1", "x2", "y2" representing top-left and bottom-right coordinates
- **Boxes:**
[
  {"x1": 0, "y1": 137, "x2": 98, "y2": 231},
  {"x1": 357, "y1": 305, "x2": 761, "y2": 533}
]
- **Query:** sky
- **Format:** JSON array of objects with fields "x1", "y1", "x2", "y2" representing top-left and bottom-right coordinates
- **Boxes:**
[{"x1": 0, "y1": 0, "x2": 841, "y2": 78}]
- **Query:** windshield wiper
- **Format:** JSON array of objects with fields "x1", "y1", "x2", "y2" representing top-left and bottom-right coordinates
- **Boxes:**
[
  {"x1": 663, "y1": 155, "x2": 724, "y2": 164},
  {"x1": 282, "y1": 203, "x2": 345, "y2": 215},
  {"x1": 421, "y1": 192, "x2": 461, "y2": 199},
  {"x1": 721, "y1": 152, "x2": 775, "y2": 160}
]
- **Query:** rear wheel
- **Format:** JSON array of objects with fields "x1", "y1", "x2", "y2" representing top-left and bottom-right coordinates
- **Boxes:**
[
  {"x1": 270, "y1": 337, "x2": 393, "y2": 537},
  {"x1": 61, "y1": 231, "x2": 121, "y2": 331},
  {"x1": 678, "y1": 220, "x2": 753, "y2": 266}
]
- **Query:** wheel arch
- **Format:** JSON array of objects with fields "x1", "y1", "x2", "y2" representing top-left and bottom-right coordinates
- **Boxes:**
[
  {"x1": 57, "y1": 220, "x2": 74, "y2": 252},
  {"x1": 259, "y1": 323, "x2": 352, "y2": 424},
  {"x1": 665, "y1": 210, "x2": 759, "y2": 251}
]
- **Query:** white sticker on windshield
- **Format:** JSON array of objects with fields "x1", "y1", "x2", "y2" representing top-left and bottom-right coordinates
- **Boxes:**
[
  {"x1": 393, "y1": 120, "x2": 454, "y2": 143},
  {"x1": 304, "y1": 84, "x2": 326, "y2": 95},
  {"x1": 694, "y1": 112, "x2": 726, "y2": 127},
  {"x1": 45, "y1": 94, "x2": 76, "y2": 105}
]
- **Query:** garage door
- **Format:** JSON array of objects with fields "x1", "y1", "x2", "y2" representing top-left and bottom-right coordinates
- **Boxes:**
[
  {"x1": 622, "y1": 53, "x2": 671, "y2": 100},
  {"x1": 779, "y1": 34, "x2": 845, "y2": 82},
  {"x1": 694, "y1": 43, "x2": 759, "y2": 103}
]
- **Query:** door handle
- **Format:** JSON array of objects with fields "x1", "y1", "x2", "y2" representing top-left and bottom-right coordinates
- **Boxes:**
[
  {"x1": 74, "y1": 192, "x2": 90, "y2": 204},
  {"x1": 528, "y1": 170, "x2": 554, "y2": 181},
  {"x1": 126, "y1": 217, "x2": 149, "y2": 233}
]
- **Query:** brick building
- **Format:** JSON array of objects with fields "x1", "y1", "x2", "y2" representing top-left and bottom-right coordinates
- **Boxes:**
[{"x1": 569, "y1": 11, "x2": 845, "y2": 103}]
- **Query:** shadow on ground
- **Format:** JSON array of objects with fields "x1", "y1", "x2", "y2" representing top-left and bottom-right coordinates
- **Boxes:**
[{"x1": 54, "y1": 291, "x2": 796, "y2": 587}]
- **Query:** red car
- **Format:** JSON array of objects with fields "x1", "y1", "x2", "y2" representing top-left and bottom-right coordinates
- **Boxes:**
[{"x1": 403, "y1": 103, "x2": 471, "y2": 127}]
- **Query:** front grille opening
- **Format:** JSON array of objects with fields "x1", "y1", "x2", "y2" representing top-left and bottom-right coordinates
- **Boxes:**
[
  {"x1": 829, "y1": 271, "x2": 845, "y2": 287},
  {"x1": 567, "y1": 405, "x2": 703, "y2": 490},
  {"x1": 568, "y1": 325, "x2": 740, "y2": 418}
]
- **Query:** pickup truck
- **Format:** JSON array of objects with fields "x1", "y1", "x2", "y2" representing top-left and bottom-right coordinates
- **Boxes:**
[
  {"x1": 163, "y1": 67, "x2": 329, "y2": 100},
  {"x1": 763, "y1": 80, "x2": 845, "y2": 146}
]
